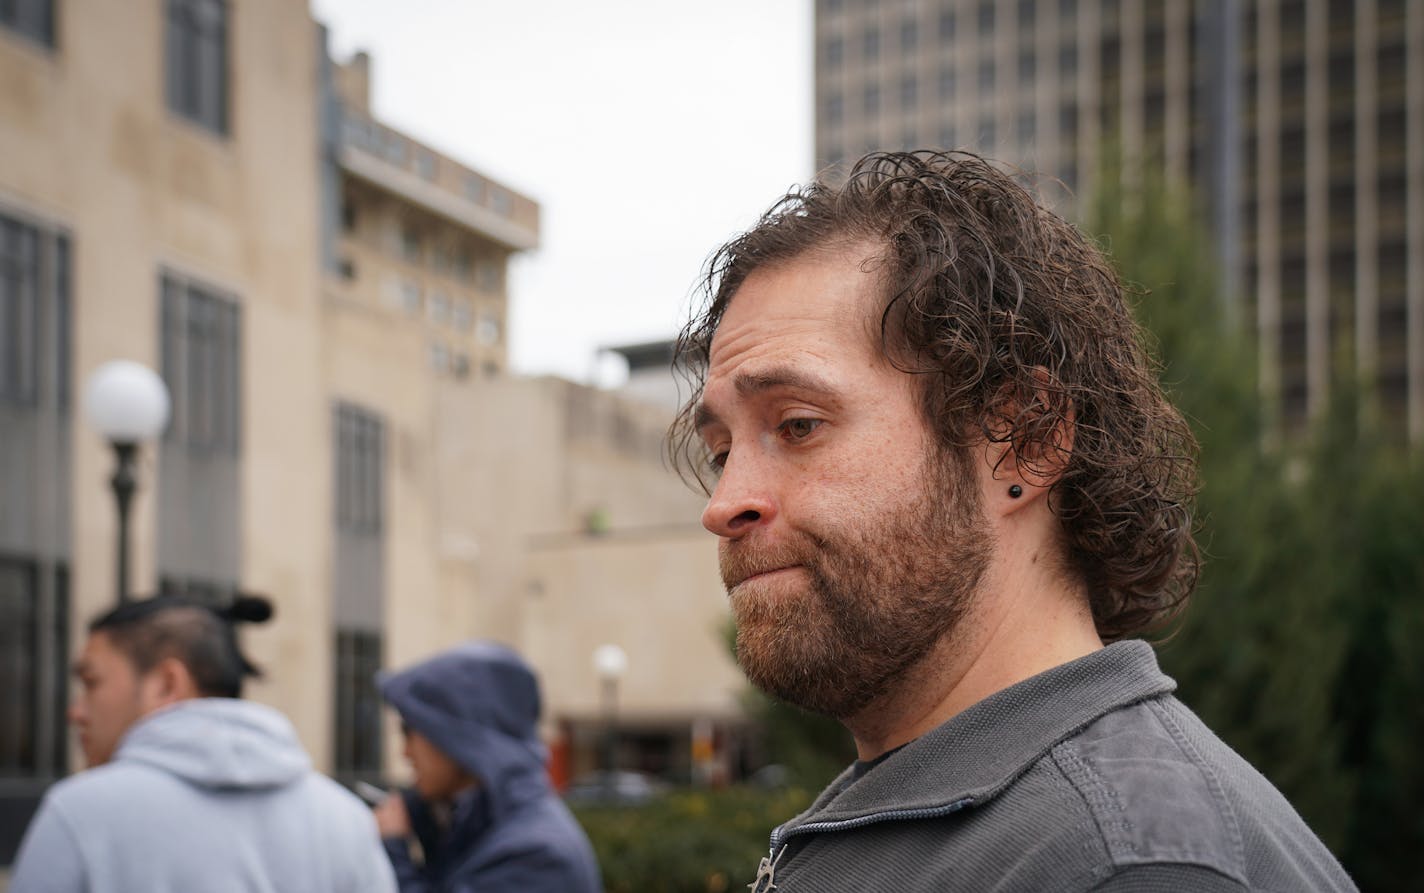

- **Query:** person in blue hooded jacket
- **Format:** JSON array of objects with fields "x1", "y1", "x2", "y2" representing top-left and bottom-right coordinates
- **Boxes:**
[{"x1": 373, "y1": 641, "x2": 602, "y2": 893}]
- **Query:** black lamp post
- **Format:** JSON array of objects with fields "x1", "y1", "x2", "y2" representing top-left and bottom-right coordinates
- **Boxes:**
[{"x1": 84, "y1": 361, "x2": 170, "y2": 604}]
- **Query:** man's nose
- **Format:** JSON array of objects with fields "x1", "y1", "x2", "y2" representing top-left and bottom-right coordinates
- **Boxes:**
[{"x1": 701, "y1": 451, "x2": 777, "y2": 538}]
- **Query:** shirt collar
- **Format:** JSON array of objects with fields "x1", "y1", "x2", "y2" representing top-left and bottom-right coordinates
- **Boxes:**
[{"x1": 789, "y1": 640, "x2": 1176, "y2": 826}]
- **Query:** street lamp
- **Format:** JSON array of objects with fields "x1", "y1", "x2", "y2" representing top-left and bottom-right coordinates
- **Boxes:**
[
  {"x1": 592, "y1": 643, "x2": 628, "y2": 797},
  {"x1": 83, "y1": 361, "x2": 170, "y2": 604}
]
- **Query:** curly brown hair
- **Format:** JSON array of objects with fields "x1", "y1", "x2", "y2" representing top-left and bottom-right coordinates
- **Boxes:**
[{"x1": 669, "y1": 150, "x2": 1199, "y2": 642}]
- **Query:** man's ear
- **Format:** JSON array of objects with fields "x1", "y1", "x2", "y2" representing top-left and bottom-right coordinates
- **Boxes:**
[
  {"x1": 139, "y1": 656, "x2": 201, "y2": 710},
  {"x1": 984, "y1": 367, "x2": 1076, "y2": 508}
]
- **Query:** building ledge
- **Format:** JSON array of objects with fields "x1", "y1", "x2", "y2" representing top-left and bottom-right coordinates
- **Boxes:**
[{"x1": 338, "y1": 144, "x2": 539, "y2": 252}]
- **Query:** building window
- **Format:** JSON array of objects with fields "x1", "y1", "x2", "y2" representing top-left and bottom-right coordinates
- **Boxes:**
[
  {"x1": 331, "y1": 401, "x2": 384, "y2": 779},
  {"x1": 863, "y1": 27, "x2": 880, "y2": 62},
  {"x1": 1018, "y1": 0, "x2": 1036, "y2": 30},
  {"x1": 978, "y1": 0, "x2": 995, "y2": 34},
  {"x1": 400, "y1": 224, "x2": 421, "y2": 263},
  {"x1": 335, "y1": 403, "x2": 384, "y2": 537},
  {"x1": 382, "y1": 130, "x2": 407, "y2": 165},
  {"x1": 477, "y1": 315, "x2": 501, "y2": 346},
  {"x1": 979, "y1": 59, "x2": 995, "y2": 90},
  {"x1": 429, "y1": 291, "x2": 450, "y2": 325},
  {"x1": 1018, "y1": 50, "x2": 1036, "y2": 84},
  {"x1": 825, "y1": 93, "x2": 845, "y2": 126},
  {"x1": 1, "y1": 213, "x2": 69, "y2": 409},
  {"x1": 900, "y1": 19, "x2": 918, "y2": 51},
  {"x1": 165, "y1": 0, "x2": 228, "y2": 135},
  {"x1": 489, "y1": 188, "x2": 512, "y2": 217},
  {"x1": 939, "y1": 124, "x2": 957, "y2": 148},
  {"x1": 452, "y1": 248, "x2": 473, "y2": 282},
  {"x1": 476, "y1": 259, "x2": 502, "y2": 293},
  {"x1": 160, "y1": 274, "x2": 240, "y2": 454},
  {"x1": 863, "y1": 83, "x2": 881, "y2": 116},
  {"x1": 394, "y1": 277, "x2": 421, "y2": 315},
  {"x1": 1060, "y1": 102, "x2": 1080, "y2": 142},
  {"x1": 0, "y1": 558, "x2": 69, "y2": 779},
  {"x1": 1060, "y1": 43, "x2": 1078, "y2": 77},
  {"x1": 823, "y1": 35, "x2": 844, "y2": 68},
  {"x1": 1018, "y1": 110, "x2": 1036, "y2": 142},
  {"x1": 452, "y1": 300, "x2": 473, "y2": 332},
  {"x1": 979, "y1": 116, "x2": 996, "y2": 146},
  {"x1": 938, "y1": 7, "x2": 956, "y2": 39},
  {"x1": 451, "y1": 353, "x2": 470, "y2": 380},
  {"x1": 0, "y1": 0, "x2": 55, "y2": 47},
  {"x1": 333, "y1": 628, "x2": 383, "y2": 780},
  {"x1": 414, "y1": 151, "x2": 436, "y2": 180},
  {"x1": 431, "y1": 245, "x2": 451, "y2": 275},
  {"x1": 900, "y1": 75, "x2": 918, "y2": 109},
  {"x1": 939, "y1": 66, "x2": 956, "y2": 101},
  {"x1": 340, "y1": 196, "x2": 357, "y2": 233},
  {"x1": 429, "y1": 342, "x2": 450, "y2": 373},
  {"x1": 464, "y1": 175, "x2": 485, "y2": 203}
]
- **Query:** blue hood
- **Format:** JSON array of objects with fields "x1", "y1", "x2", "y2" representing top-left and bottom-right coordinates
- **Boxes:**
[{"x1": 379, "y1": 641, "x2": 551, "y2": 817}]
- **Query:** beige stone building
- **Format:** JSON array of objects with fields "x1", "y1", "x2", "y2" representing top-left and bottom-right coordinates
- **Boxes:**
[
  {"x1": 1, "y1": 0, "x2": 335, "y2": 859},
  {"x1": 0, "y1": 0, "x2": 741, "y2": 864},
  {"x1": 815, "y1": 0, "x2": 1424, "y2": 442}
]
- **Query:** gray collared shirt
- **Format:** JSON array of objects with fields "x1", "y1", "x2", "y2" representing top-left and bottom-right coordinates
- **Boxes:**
[{"x1": 752, "y1": 641, "x2": 1357, "y2": 892}]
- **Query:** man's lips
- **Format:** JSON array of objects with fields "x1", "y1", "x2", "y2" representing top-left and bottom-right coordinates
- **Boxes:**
[{"x1": 727, "y1": 565, "x2": 800, "y2": 589}]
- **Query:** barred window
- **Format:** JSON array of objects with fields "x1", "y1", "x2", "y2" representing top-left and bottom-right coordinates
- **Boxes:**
[
  {"x1": 335, "y1": 403, "x2": 384, "y2": 536},
  {"x1": 0, "y1": 0, "x2": 55, "y2": 47},
  {"x1": 161, "y1": 274, "x2": 241, "y2": 454},
  {"x1": 0, "y1": 212, "x2": 69, "y2": 409},
  {"x1": 333, "y1": 628, "x2": 383, "y2": 779},
  {"x1": 0, "y1": 558, "x2": 69, "y2": 779},
  {"x1": 165, "y1": 0, "x2": 228, "y2": 134}
]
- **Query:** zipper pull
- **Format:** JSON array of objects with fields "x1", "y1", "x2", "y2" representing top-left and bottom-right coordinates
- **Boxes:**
[{"x1": 748, "y1": 844, "x2": 786, "y2": 892}]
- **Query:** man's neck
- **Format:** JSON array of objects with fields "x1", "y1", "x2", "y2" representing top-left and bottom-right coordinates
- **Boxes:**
[{"x1": 842, "y1": 551, "x2": 1103, "y2": 761}]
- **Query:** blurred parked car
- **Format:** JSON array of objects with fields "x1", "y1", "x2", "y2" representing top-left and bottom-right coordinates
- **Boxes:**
[{"x1": 561, "y1": 770, "x2": 668, "y2": 806}]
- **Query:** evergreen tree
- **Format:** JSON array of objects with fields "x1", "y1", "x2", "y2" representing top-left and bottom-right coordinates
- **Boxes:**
[{"x1": 1088, "y1": 167, "x2": 1424, "y2": 890}]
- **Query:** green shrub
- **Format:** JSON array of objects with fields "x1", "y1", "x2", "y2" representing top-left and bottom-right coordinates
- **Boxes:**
[{"x1": 573, "y1": 786, "x2": 814, "y2": 893}]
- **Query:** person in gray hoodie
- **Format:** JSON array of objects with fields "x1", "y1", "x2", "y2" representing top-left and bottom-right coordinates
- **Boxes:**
[
  {"x1": 9, "y1": 594, "x2": 396, "y2": 893},
  {"x1": 374, "y1": 641, "x2": 601, "y2": 893}
]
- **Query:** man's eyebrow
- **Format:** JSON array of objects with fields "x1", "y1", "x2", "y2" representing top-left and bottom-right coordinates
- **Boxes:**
[
  {"x1": 733, "y1": 367, "x2": 837, "y2": 399},
  {"x1": 694, "y1": 366, "x2": 839, "y2": 431},
  {"x1": 694, "y1": 402, "x2": 721, "y2": 432}
]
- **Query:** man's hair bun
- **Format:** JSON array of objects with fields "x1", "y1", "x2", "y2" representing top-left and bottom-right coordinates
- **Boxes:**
[{"x1": 223, "y1": 594, "x2": 274, "y2": 625}]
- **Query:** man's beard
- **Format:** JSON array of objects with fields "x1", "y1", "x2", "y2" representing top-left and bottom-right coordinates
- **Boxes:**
[{"x1": 721, "y1": 452, "x2": 991, "y2": 720}]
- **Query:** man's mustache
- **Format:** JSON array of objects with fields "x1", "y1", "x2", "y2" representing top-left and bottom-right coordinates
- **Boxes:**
[{"x1": 719, "y1": 539, "x2": 815, "y2": 591}]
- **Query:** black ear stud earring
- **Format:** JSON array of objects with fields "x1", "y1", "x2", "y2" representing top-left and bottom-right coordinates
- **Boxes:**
[{"x1": 1008, "y1": 485, "x2": 1023, "y2": 499}]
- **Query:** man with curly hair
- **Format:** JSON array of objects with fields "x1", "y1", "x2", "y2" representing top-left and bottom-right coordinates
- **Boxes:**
[{"x1": 673, "y1": 151, "x2": 1354, "y2": 892}]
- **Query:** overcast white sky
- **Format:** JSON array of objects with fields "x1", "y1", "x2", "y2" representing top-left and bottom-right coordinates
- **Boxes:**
[{"x1": 310, "y1": 0, "x2": 814, "y2": 385}]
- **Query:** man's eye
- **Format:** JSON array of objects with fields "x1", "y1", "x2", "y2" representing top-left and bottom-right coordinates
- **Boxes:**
[
  {"x1": 707, "y1": 450, "x2": 728, "y2": 472},
  {"x1": 779, "y1": 418, "x2": 822, "y2": 440}
]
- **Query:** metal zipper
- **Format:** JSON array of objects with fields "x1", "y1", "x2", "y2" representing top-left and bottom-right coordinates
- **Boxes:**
[{"x1": 754, "y1": 797, "x2": 975, "y2": 889}]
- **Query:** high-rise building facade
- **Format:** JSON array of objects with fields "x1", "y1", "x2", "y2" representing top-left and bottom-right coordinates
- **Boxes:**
[{"x1": 814, "y1": 0, "x2": 1423, "y2": 441}]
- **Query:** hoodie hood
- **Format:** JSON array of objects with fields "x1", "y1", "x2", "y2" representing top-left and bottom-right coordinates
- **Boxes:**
[
  {"x1": 116, "y1": 698, "x2": 311, "y2": 790},
  {"x1": 379, "y1": 641, "x2": 550, "y2": 818}
]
